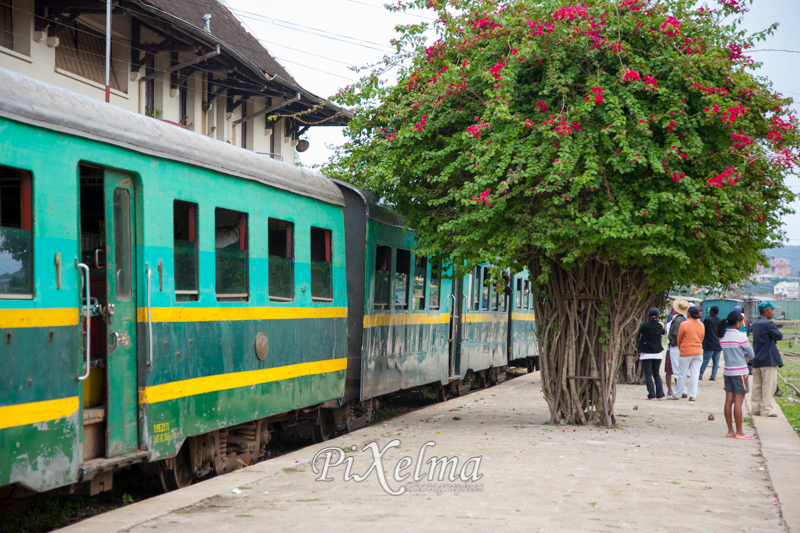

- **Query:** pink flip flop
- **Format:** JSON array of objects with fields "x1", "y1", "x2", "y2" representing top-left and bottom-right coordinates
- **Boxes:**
[{"x1": 734, "y1": 434, "x2": 755, "y2": 440}]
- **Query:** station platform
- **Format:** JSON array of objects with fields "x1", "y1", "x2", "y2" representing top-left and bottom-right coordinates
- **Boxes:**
[{"x1": 58, "y1": 370, "x2": 800, "y2": 532}]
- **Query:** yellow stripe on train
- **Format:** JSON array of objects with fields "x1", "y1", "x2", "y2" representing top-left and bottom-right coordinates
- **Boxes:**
[
  {"x1": 136, "y1": 306, "x2": 347, "y2": 323},
  {"x1": 0, "y1": 396, "x2": 80, "y2": 430},
  {"x1": 363, "y1": 313, "x2": 449, "y2": 328},
  {"x1": 0, "y1": 308, "x2": 79, "y2": 328},
  {"x1": 510, "y1": 312, "x2": 536, "y2": 321},
  {"x1": 141, "y1": 358, "x2": 348, "y2": 404},
  {"x1": 462, "y1": 313, "x2": 508, "y2": 323}
]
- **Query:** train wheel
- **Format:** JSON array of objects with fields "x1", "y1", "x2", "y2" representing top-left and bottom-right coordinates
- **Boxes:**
[
  {"x1": 311, "y1": 410, "x2": 334, "y2": 443},
  {"x1": 159, "y1": 443, "x2": 193, "y2": 492}
]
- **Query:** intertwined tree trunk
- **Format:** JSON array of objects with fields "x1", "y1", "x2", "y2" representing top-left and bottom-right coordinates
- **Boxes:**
[{"x1": 530, "y1": 257, "x2": 652, "y2": 425}]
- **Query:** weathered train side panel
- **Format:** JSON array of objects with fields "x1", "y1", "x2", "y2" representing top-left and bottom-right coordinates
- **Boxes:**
[
  {"x1": 0, "y1": 119, "x2": 83, "y2": 492},
  {"x1": 134, "y1": 160, "x2": 348, "y2": 459},
  {"x1": 359, "y1": 214, "x2": 451, "y2": 401},
  {"x1": 509, "y1": 271, "x2": 539, "y2": 362}
]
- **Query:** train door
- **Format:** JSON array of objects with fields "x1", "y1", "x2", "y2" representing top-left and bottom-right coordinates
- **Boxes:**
[
  {"x1": 448, "y1": 276, "x2": 463, "y2": 378},
  {"x1": 79, "y1": 166, "x2": 138, "y2": 461}
]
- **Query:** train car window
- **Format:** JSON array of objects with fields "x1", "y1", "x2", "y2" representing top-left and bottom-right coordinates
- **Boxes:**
[
  {"x1": 429, "y1": 262, "x2": 441, "y2": 310},
  {"x1": 268, "y1": 218, "x2": 294, "y2": 301},
  {"x1": 490, "y1": 277, "x2": 498, "y2": 312},
  {"x1": 112, "y1": 189, "x2": 132, "y2": 300},
  {"x1": 523, "y1": 280, "x2": 531, "y2": 310},
  {"x1": 394, "y1": 248, "x2": 411, "y2": 310},
  {"x1": 215, "y1": 208, "x2": 248, "y2": 301},
  {"x1": 173, "y1": 201, "x2": 198, "y2": 301},
  {"x1": 310, "y1": 227, "x2": 333, "y2": 302},
  {"x1": 0, "y1": 167, "x2": 33, "y2": 298},
  {"x1": 498, "y1": 279, "x2": 507, "y2": 312},
  {"x1": 472, "y1": 266, "x2": 481, "y2": 311},
  {"x1": 481, "y1": 267, "x2": 490, "y2": 311},
  {"x1": 516, "y1": 278, "x2": 523, "y2": 309},
  {"x1": 373, "y1": 245, "x2": 391, "y2": 310},
  {"x1": 412, "y1": 256, "x2": 427, "y2": 311}
]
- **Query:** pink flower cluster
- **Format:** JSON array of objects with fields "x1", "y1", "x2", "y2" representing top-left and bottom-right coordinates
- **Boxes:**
[
  {"x1": 552, "y1": 6, "x2": 588, "y2": 21},
  {"x1": 536, "y1": 101, "x2": 547, "y2": 113},
  {"x1": 466, "y1": 119, "x2": 491, "y2": 138},
  {"x1": 643, "y1": 75, "x2": 659, "y2": 91},
  {"x1": 585, "y1": 87, "x2": 604, "y2": 105},
  {"x1": 554, "y1": 120, "x2": 581, "y2": 136},
  {"x1": 659, "y1": 16, "x2": 681, "y2": 37},
  {"x1": 721, "y1": 104, "x2": 747, "y2": 124},
  {"x1": 472, "y1": 188, "x2": 492, "y2": 206},
  {"x1": 671, "y1": 171, "x2": 686, "y2": 182},
  {"x1": 706, "y1": 166, "x2": 740, "y2": 189},
  {"x1": 620, "y1": 0, "x2": 643, "y2": 11},
  {"x1": 489, "y1": 60, "x2": 507, "y2": 80},
  {"x1": 767, "y1": 116, "x2": 796, "y2": 144},
  {"x1": 693, "y1": 83, "x2": 728, "y2": 97},
  {"x1": 730, "y1": 131, "x2": 753, "y2": 150},
  {"x1": 525, "y1": 18, "x2": 555, "y2": 36},
  {"x1": 412, "y1": 115, "x2": 428, "y2": 132},
  {"x1": 621, "y1": 69, "x2": 641, "y2": 82},
  {"x1": 666, "y1": 121, "x2": 677, "y2": 132}
]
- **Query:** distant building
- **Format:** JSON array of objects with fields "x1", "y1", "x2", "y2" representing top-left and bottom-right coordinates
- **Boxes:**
[
  {"x1": 756, "y1": 258, "x2": 792, "y2": 277},
  {"x1": 774, "y1": 281, "x2": 800, "y2": 299}
]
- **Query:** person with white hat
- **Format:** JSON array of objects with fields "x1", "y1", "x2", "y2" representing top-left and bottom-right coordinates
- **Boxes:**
[
  {"x1": 674, "y1": 306, "x2": 705, "y2": 401},
  {"x1": 666, "y1": 299, "x2": 690, "y2": 398}
]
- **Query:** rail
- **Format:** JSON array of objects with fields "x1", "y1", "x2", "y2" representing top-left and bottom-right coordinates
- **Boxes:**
[{"x1": 78, "y1": 263, "x2": 91, "y2": 381}]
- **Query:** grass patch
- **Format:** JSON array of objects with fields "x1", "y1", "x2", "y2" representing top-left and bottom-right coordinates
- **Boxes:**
[
  {"x1": 282, "y1": 467, "x2": 305, "y2": 473},
  {"x1": 296, "y1": 498, "x2": 320, "y2": 502},
  {"x1": 236, "y1": 514, "x2": 253, "y2": 518},
  {"x1": 589, "y1": 502, "x2": 597, "y2": 507}
]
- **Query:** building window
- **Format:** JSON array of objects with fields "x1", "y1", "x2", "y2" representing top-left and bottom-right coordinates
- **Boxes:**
[
  {"x1": 412, "y1": 256, "x2": 427, "y2": 311},
  {"x1": 373, "y1": 245, "x2": 391, "y2": 310},
  {"x1": 268, "y1": 218, "x2": 293, "y2": 301},
  {"x1": 394, "y1": 249, "x2": 410, "y2": 310},
  {"x1": 173, "y1": 201, "x2": 198, "y2": 301},
  {"x1": 56, "y1": 23, "x2": 121, "y2": 91},
  {"x1": 215, "y1": 208, "x2": 248, "y2": 300},
  {"x1": 0, "y1": 167, "x2": 32, "y2": 298},
  {"x1": 0, "y1": 0, "x2": 12, "y2": 50},
  {"x1": 145, "y1": 58, "x2": 155, "y2": 116},
  {"x1": 179, "y1": 83, "x2": 188, "y2": 126},
  {"x1": 429, "y1": 263, "x2": 441, "y2": 310},
  {"x1": 241, "y1": 101, "x2": 248, "y2": 149},
  {"x1": 310, "y1": 227, "x2": 332, "y2": 302}
]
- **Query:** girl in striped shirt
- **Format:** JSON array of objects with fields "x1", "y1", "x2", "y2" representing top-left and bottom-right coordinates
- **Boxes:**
[{"x1": 717, "y1": 311, "x2": 755, "y2": 440}]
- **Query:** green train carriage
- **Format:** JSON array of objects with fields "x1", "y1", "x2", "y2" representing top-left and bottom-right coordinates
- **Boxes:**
[{"x1": 0, "y1": 67, "x2": 348, "y2": 494}]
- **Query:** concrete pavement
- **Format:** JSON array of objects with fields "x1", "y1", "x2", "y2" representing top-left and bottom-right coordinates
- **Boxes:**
[{"x1": 59, "y1": 370, "x2": 799, "y2": 533}]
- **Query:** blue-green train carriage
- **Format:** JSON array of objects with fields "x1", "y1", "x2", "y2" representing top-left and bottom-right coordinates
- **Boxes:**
[{"x1": 0, "y1": 68, "x2": 538, "y2": 497}]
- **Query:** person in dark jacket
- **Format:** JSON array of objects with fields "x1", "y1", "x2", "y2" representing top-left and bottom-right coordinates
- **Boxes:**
[
  {"x1": 700, "y1": 306, "x2": 722, "y2": 381},
  {"x1": 638, "y1": 307, "x2": 666, "y2": 400},
  {"x1": 751, "y1": 302, "x2": 783, "y2": 417}
]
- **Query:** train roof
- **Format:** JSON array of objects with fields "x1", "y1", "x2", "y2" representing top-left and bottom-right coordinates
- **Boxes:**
[
  {"x1": 331, "y1": 179, "x2": 405, "y2": 228},
  {"x1": 0, "y1": 68, "x2": 344, "y2": 207}
]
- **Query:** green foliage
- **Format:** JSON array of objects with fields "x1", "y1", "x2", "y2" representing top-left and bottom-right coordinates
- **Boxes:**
[{"x1": 325, "y1": 0, "x2": 798, "y2": 293}]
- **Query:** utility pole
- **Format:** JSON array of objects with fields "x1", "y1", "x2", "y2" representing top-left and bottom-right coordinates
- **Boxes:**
[{"x1": 105, "y1": 0, "x2": 111, "y2": 103}]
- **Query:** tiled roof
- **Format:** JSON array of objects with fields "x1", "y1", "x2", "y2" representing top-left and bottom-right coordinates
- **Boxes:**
[{"x1": 138, "y1": 0, "x2": 298, "y2": 84}]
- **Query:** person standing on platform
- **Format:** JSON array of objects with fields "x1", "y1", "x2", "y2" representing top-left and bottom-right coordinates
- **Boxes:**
[
  {"x1": 700, "y1": 306, "x2": 722, "y2": 381},
  {"x1": 638, "y1": 307, "x2": 666, "y2": 400},
  {"x1": 666, "y1": 300, "x2": 689, "y2": 398},
  {"x1": 718, "y1": 310, "x2": 755, "y2": 439},
  {"x1": 673, "y1": 306, "x2": 705, "y2": 401},
  {"x1": 751, "y1": 302, "x2": 783, "y2": 418}
]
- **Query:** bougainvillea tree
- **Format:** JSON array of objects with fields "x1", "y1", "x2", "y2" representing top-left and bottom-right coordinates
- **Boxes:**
[{"x1": 324, "y1": 0, "x2": 799, "y2": 424}]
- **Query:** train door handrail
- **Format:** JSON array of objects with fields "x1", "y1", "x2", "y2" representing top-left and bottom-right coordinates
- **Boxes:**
[{"x1": 78, "y1": 263, "x2": 91, "y2": 381}]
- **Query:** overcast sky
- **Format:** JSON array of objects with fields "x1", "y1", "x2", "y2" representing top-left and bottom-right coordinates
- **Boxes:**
[{"x1": 223, "y1": 0, "x2": 800, "y2": 245}]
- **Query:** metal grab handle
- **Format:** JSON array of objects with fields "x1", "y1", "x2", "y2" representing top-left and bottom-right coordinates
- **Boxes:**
[
  {"x1": 109, "y1": 331, "x2": 120, "y2": 352},
  {"x1": 95, "y1": 248, "x2": 105, "y2": 269},
  {"x1": 78, "y1": 263, "x2": 91, "y2": 381},
  {"x1": 146, "y1": 267, "x2": 153, "y2": 367}
]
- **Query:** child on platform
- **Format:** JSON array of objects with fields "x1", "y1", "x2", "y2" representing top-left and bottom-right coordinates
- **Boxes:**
[{"x1": 718, "y1": 310, "x2": 755, "y2": 440}]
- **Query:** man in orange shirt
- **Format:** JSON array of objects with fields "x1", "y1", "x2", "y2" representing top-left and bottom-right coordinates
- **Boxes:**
[{"x1": 672, "y1": 306, "x2": 705, "y2": 401}]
